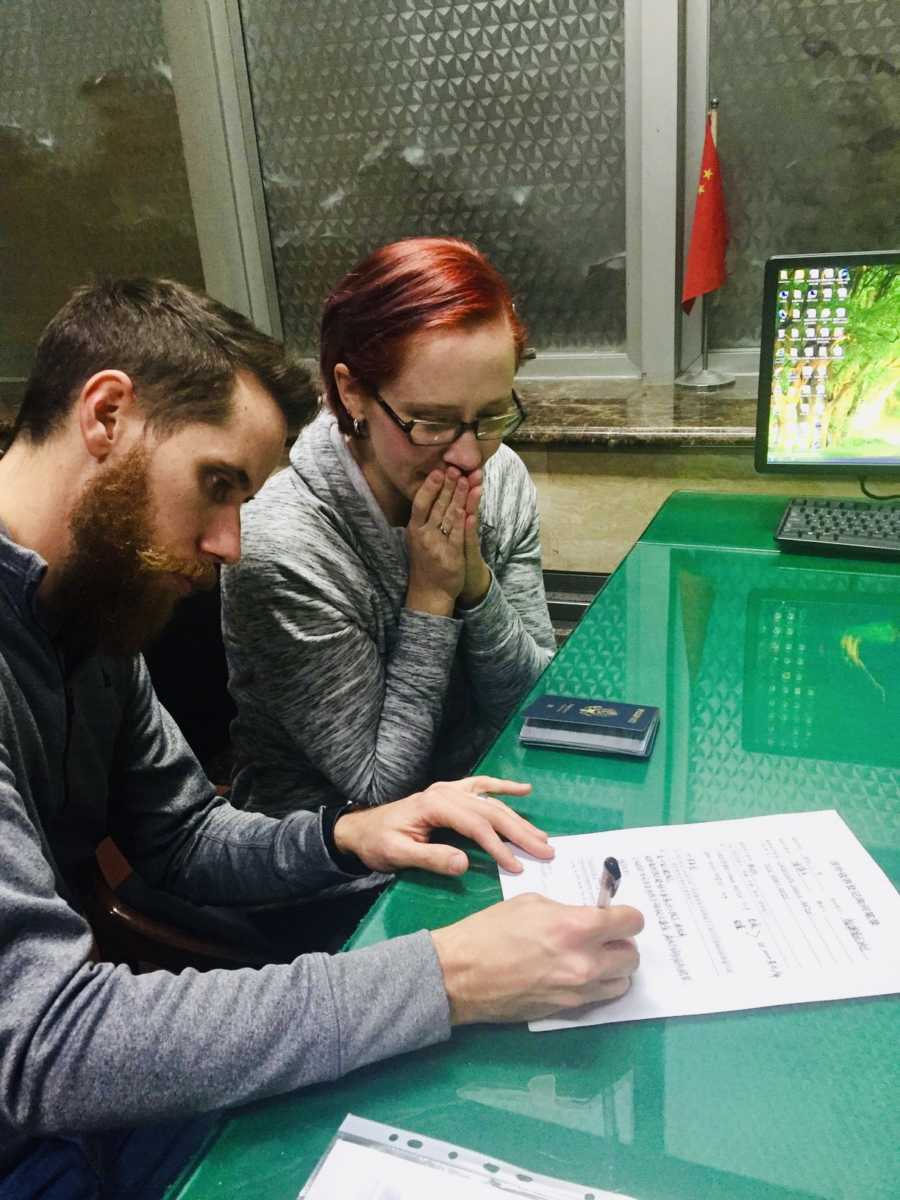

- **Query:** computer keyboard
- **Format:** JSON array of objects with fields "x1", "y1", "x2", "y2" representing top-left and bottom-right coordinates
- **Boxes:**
[{"x1": 775, "y1": 497, "x2": 900, "y2": 560}]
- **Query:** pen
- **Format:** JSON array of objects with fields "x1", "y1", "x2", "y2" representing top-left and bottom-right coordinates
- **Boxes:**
[{"x1": 597, "y1": 856, "x2": 621, "y2": 908}]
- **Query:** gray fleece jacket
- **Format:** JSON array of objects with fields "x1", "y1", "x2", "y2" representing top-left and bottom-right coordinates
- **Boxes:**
[
  {"x1": 222, "y1": 408, "x2": 555, "y2": 815},
  {"x1": 0, "y1": 530, "x2": 449, "y2": 1174}
]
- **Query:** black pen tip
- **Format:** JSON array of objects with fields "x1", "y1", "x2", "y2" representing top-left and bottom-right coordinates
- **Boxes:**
[{"x1": 603, "y1": 856, "x2": 621, "y2": 879}]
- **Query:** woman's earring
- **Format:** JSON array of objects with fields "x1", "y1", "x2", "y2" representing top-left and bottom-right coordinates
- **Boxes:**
[{"x1": 352, "y1": 416, "x2": 368, "y2": 438}]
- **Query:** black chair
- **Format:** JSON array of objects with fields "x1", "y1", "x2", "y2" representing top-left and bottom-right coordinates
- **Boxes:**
[{"x1": 145, "y1": 581, "x2": 235, "y2": 784}]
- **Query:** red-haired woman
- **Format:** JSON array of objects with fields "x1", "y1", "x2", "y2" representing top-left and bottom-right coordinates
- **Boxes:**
[{"x1": 222, "y1": 238, "x2": 555, "y2": 815}]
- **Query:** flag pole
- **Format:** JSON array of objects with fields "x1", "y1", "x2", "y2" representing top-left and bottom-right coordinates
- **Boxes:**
[{"x1": 677, "y1": 97, "x2": 735, "y2": 390}]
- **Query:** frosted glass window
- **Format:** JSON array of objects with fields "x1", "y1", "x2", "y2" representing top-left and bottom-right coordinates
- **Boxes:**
[
  {"x1": 239, "y1": 0, "x2": 626, "y2": 354},
  {"x1": 0, "y1": 0, "x2": 203, "y2": 377}
]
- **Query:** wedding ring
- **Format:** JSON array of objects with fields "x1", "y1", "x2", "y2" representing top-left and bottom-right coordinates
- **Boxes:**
[{"x1": 439, "y1": 522, "x2": 451, "y2": 536}]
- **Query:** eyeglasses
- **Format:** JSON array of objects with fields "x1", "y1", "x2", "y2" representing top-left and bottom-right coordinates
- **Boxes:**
[{"x1": 372, "y1": 388, "x2": 527, "y2": 446}]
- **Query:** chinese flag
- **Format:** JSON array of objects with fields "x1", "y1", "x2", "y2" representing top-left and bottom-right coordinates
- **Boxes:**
[{"x1": 681, "y1": 115, "x2": 728, "y2": 313}]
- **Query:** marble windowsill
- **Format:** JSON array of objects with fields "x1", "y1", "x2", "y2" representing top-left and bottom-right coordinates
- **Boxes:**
[
  {"x1": 0, "y1": 376, "x2": 760, "y2": 449},
  {"x1": 509, "y1": 377, "x2": 759, "y2": 448}
]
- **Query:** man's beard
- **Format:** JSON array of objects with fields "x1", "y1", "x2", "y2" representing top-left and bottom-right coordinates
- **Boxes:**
[{"x1": 52, "y1": 445, "x2": 216, "y2": 657}]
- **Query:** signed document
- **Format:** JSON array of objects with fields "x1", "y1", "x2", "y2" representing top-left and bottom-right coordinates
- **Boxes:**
[{"x1": 499, "y1": 810, "x2": 900, "y2": 1032}]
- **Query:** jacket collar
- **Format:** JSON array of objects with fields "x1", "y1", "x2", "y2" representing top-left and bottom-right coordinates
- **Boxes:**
[
  {"x1": 289, "y1": 407, "x2": 410, "y2": 590},
  {"x1": 0, "y1": 523, "x2": 49, "y2": 628}
]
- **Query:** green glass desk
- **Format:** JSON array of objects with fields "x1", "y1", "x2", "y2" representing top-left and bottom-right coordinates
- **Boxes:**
[{"x1": 170, "y1": 492, "x2": 899, "y2": 1200}]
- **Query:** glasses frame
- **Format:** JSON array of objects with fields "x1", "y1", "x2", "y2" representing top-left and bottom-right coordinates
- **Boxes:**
[{"x1": 371, "y1": 387, "x2": 527, "y2": 446}]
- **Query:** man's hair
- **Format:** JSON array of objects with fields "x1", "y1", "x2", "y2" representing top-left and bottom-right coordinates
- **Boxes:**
[
  {"x1": 12, "y1": 277, "x2": 316, "y2": 444},
  {"x1": 320, "y1": 237, "x2": 527, "y2": 434}
]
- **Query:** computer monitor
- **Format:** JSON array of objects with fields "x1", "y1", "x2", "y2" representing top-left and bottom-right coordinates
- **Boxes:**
[{"x1": 755, "y1": 250, "x2": 900, "y2": 477}]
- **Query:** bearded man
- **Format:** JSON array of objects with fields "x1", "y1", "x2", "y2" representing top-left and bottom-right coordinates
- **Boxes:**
[{"x1": 0, "y1": 278, "x2": 642, "y2": 1196}]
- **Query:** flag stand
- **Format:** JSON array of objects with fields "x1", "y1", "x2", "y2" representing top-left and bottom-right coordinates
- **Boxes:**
[
  {"x1": 681, "y1": 97, "x2": 734, "y2": 391},
  {"x1": 676, "y1": 297, "x2": 735, "y2": 390}
]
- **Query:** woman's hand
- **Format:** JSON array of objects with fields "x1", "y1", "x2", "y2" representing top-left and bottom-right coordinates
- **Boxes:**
[
  {"x1": 405, "y1": 468, "x2": 469, "y2": 615},
  {"x1": 458, "y1": 469, "x2": 491, "y2": 607}
]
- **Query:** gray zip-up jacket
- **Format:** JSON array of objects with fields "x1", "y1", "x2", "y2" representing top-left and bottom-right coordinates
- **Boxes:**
[
  {"x1": 222, "y1": 409, "x2": 555, "y2": 816},
  {"x1": 0, "y1": 530, "x2": 449, "y2": 1174}
]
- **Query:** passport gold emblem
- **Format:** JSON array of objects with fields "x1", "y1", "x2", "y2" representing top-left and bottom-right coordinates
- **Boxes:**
[{"x1": 580, "y1": 705, "x2": 617, "y2": 717}]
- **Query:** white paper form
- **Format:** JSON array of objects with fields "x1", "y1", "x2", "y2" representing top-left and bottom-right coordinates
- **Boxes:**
[
  {"x1": 499, "y1": 809, "x2": 900, "y2": 1032},
  {"x1": 300, "y1": 1114, "x2": 636, "y2": 1199}
]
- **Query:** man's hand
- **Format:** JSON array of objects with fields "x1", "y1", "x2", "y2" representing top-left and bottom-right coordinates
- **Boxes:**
[
  {"x1": 332, "y1": 776, "x2": 551, "y2": 876},
  {"x1": 431, "y1": 894, "x2": 644, "y2": 1024}
]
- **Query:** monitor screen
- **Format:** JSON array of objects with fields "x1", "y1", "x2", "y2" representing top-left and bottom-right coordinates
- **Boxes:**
[{"x1": 755, "y1": 250, "x2": 900, "y2": 475}]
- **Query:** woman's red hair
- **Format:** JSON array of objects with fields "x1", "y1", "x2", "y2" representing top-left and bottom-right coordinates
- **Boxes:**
[{"x1": 320, "y1": 237, "x2": 527, "y2": 433}]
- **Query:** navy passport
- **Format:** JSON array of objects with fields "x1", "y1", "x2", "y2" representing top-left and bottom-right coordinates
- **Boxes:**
[
  {"x1": 522, "y1": 694, "x2": 659, "y2": 739},
  {"x1": 520, "y1": 694, "x2": 660, "y2": 758}
]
